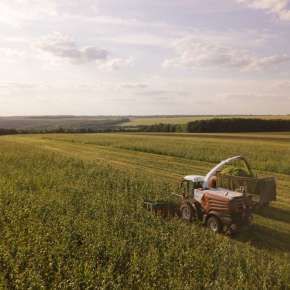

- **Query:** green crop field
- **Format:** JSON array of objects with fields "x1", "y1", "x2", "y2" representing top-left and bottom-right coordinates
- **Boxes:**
[
  {"x1": 122, "y1": 115, "x2": 290, "y2": 126},
  {"x1": 0, "y1": 133, "x2": 290, "y2": 289},
  {"x1": 121, "y1": 116, "x2": 214, "y2": 126}
]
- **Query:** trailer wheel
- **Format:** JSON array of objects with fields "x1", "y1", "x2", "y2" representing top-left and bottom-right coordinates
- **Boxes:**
[
  {"x1": 180, "y1": 203, "x2": 196, "y2": 222},
  {"x1": 206, "y1": 216, "x2": 222, "y2": 233}
]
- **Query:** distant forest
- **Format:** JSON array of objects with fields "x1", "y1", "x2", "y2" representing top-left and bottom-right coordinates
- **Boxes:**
[
  {"x1": 0, "y1": 129, "x2": 18, "y2": 135},
  {"x1": 187, "y1": 118, "x2": 290, "y2": 133}
]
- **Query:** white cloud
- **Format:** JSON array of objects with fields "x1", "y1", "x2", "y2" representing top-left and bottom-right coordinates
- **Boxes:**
[
  {"x1": 0, "y1": 82, "x2": 37, "y2": 89},
  {"x1": 0, "y1": 0, "x2": 100, "y2": 25},
  {"x1": 35, "y1": 33, "x2": 108, "y2": 63},
  {"x1": 224, "y1": 92, "x2": 290, "y2": 102},
  {"x1": 120, "y1": 83, "x2": 148, "y2": 89},
  {"x1": 0, "y1": 0, "x2": 173, "y2": 31},
  {"x1": 163, "y1": 36, "x2": 290, "y2": 71},
  {"x1": 237, "y1": 0, "x2": 290, "y2": 21},
  {"x1": 0, "y1": 48, "x2": 27, "y2": 62},
  {"x1": 249, "y1": 54, "x2": 290, "y2": 70},
  {"x1": 0, "y1": 1, "x2": 56, "y2": 26},
  {"x1": 35, "y1": 32, "x2": 133, "y2": 69},
  {"x1": 97, "y1": 57, "x2": 135, "y2": 70},
  {"x1": 274, "y1": 80, "x2": 290, "y2": 89}
]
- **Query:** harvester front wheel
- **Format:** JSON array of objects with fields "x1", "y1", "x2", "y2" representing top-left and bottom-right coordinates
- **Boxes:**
[
  {"x1": 180, "y1": 203, "x2": 196, "y2": 222},
  {"x1": 206, "y1": 216, "x2": 222, "y2": 233}
]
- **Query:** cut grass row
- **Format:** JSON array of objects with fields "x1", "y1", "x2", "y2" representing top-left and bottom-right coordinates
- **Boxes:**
[{"x1": 38, "y1": 133, "x2": 290, "y2": 175}]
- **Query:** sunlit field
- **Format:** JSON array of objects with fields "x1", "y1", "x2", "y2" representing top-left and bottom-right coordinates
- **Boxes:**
[
  {"x1": 0, "y1": 133, "x2": 290, "y2": 288},
  {"x1": 122, "y1": 115, "x2": 290, "y2": 126}
]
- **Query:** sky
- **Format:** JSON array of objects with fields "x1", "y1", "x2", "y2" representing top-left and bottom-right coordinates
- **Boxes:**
[{"x1": 0, "y1": 0, "x2": 290, "y2": 116}]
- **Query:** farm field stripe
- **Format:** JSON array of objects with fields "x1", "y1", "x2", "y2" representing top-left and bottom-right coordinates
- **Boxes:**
[{"x1": 1, "y1": 135, "x2": 290, "y2": 258}]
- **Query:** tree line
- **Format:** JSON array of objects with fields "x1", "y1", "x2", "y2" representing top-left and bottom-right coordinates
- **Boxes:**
[
  {"x1": 187, "y1": 118, "x2": 290, "y2": 133},
  {"x1": 0, "y1": 129, "x2": 18, "y2": 135}
]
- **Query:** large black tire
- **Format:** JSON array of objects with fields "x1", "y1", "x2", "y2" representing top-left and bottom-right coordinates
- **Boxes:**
[
  {"x1": 206, "y1": 216, "x2": 222, "y2": 233},
  {"x1": 180, "y1": 203, "x2": 196, "y2": 222}
]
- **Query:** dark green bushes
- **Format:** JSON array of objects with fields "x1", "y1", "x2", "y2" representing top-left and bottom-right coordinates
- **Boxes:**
[
  {"x1": 187, "y1": 118, "x2": 290, "y2": 133},
  {"x1": 138, "y1": 123, "x2": 183, "y2": 132},
  {"x1": 0, "y1": 128, "x2": 18, "y2": 135}
]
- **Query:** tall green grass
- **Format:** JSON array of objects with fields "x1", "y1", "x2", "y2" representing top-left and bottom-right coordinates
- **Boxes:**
[{"x1": 0, "y1": 137, "x2": 289, "y2": 288}]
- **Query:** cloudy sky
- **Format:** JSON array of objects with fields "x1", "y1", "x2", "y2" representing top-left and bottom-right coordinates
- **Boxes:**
[{"x1": 1, "y1": 0, "x2": 290, "y2": 116}]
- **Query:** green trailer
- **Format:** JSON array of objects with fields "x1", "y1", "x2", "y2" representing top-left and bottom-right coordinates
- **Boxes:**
[
  {"x1": 216, "y1": 173, "x2": 276, "y2": 207},
  {"x1": 212, "y1": 156, "x2": 277, "y2": 207}
]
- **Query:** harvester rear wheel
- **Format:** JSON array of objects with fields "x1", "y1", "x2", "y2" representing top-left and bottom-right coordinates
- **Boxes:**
[
  {"x1": 206, "y1": 216, "x2": 222, "y2": 233},
  {"x1": 180, "y1": 203, "x2": 196, "y2": 222}
]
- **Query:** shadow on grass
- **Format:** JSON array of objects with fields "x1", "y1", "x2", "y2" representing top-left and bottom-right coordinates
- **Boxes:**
[
  {"x1": 234, "y1": 224, "x2": 290, "y2": 254},
  {"x1": 254, "y1": 206, "x2": 290, "y2": 224}
]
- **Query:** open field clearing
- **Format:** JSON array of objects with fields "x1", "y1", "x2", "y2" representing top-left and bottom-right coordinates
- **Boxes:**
[
  {"x1": 121, "y1": 116, "x2": 214, "y2": 126},
  {"x1": 123, "y1": 115, "x2": 290, "y2": 126},
  {"x1": 0, "y1": 116, "x2": 127, "y2": 131},
  {"x1": 0, "y1": 133, "x2": 290, "y2": 288}
]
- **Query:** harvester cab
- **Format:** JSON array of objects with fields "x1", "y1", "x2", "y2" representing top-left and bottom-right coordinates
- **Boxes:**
[{"x1": 180, "y1": 175, "x2": 204, "y2": 198}]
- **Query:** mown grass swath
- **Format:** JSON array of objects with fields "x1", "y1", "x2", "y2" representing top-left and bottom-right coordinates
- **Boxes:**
[
  {"x1": 0, "y1": 134, "x2": 289, "y2": 288},
  {"x1": 44, "y1": 133, "x2": 290, "y2": 174}
]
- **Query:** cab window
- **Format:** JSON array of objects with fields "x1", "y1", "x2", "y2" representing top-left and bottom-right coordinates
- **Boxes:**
[{"x1": 188, "y1": 181, "x2": 194, "y2": 194}]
